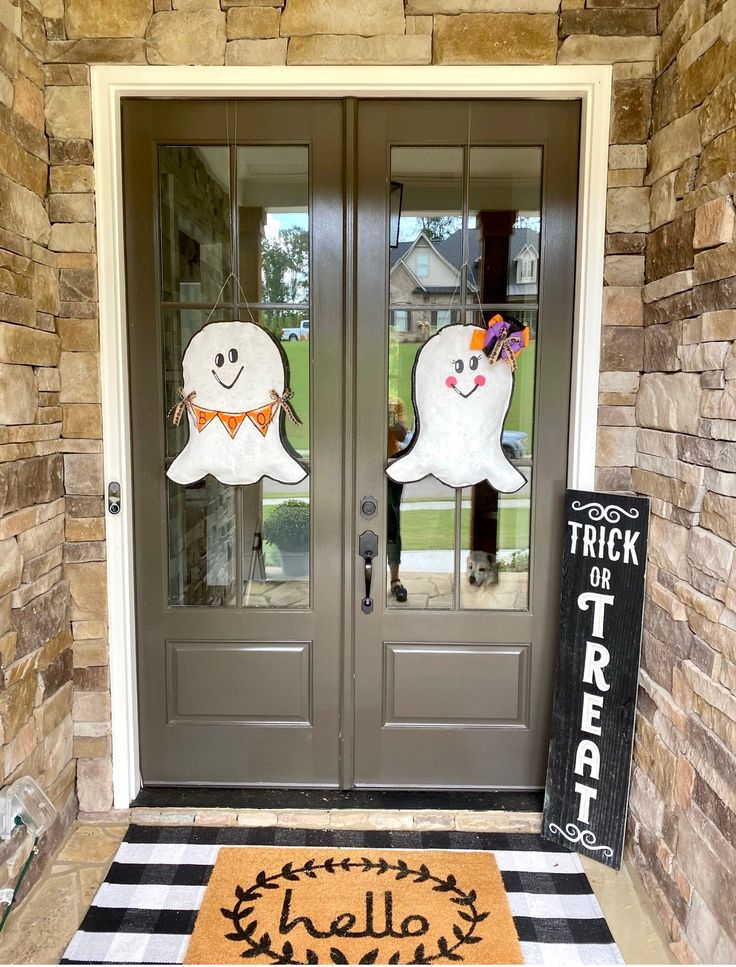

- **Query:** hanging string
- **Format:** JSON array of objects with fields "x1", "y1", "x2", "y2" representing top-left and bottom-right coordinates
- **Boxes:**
[
  {"x1": 205, "y1": 272, "x2": 257, "y2": 326},
  {"x1": 445, "y1": 103, "x2": 484, "y2": 327}
]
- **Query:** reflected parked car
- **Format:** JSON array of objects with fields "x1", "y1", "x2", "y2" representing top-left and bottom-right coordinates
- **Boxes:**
[
  {"x1": 281, "y1": 319, "x2": 309, "y2": 341},
  {"x1": 502, "y1": 430, "x2": 528, "y2": 459}
]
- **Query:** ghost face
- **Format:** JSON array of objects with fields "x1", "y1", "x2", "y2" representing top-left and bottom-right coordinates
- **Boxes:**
[
  {"x1": 444, "y1": 351, "x2": 486, "y2": 399},
  {"x1": 183, "y1": 321, "x2": 286, "y2": 414},
  {"x1": 387, "y1": 325, "x2": 525, "y2": 493},
  {"x1": 167, "y1": 320, "x2": 306, "y2": 487}
]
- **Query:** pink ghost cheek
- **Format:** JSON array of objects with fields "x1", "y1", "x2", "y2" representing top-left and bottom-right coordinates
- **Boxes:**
[
  {"x1": 474, "y1": 375, "x2": 486, "y2": 386},
  {"x1": 445, "y1": 375, "x2": 457, "y2": 388}
]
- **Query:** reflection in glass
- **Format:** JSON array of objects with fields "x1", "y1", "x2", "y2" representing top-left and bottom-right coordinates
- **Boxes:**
[
  {"x1": 243, "y1": 481, "x2": 310, "y2": 609},
  {"x1": 386, "y1": 480, "x2": 455, "y2": 611},
  {"x1": 459, "y1": 474, "x2": 531, "y2": 611},
  {"x1": 237, "y1": 146, "x2": 309, "y2": 307},
  {"x1": 159, "y1": 146, "x2": 231, "y2": 304},
  {"x1": 389, "y1": 147, "x2": 463, "y2": 307},
  {"x1": 468, "y1": 147, "x2": 542, "y2": 306},
  {"x1": 241, "y1": 307, "x2": 310, "y2": 609},
  {"x1": 252, "y1": 310, "x2": 310, "y2": 461},
  {"x1": 163, "y1": 309, "x2": 236, "y2": 461},
  {"x1": 168, "y1": 477, "x2": 236, "y2": 607}
]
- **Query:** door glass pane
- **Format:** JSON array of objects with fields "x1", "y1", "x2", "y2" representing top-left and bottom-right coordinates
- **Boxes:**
[
  {"x1": 389, "y1": 147, "x2": 463, "y2": 307},
  {"x1": 168, "y1": 477, "x2": 237, "y2": 607},
  {"x1": 160, "y1": 144, "x2": 312, "y2": 610},
  {"x1": 237, "y1": 146, "x2": 309, "y2": 307},
  {"x1": 159, "y1": 146, "x2": 232, "y2": 303},
  {"x1": 459, "y1": 473, "x2": 531, "y2": 611},
  {"x1": 243, "y1": 311, "x2": 310, "y2": 609},
  {"x1": 386, "y1": 145, "x2": 541, "y2": 612},
  {"x1": 386, "y1": 480, "x2": 455, "y2": 610},
  {"x1": 467, "y1": 147, "x2": 542, "y2": 305},
  {"x1": 461, "y1": 147, "x2": 540, "y2": 609}
]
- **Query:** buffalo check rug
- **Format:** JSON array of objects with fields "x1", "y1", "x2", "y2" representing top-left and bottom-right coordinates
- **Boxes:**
[{"x1": 62, "y1": 826, "x2": 623, "y2": 965}]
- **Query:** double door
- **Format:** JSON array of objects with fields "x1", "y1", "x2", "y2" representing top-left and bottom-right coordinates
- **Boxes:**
[{"x1": 123, "y1": 97, "x2": 579, "y2": 789}]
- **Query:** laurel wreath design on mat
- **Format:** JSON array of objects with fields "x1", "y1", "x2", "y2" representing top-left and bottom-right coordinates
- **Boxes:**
[{"x1": 220, "y1": 856, "x2": 490, "y2": 964}]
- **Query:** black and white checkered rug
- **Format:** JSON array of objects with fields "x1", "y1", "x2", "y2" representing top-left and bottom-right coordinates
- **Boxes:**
[{"x1": 62, "y1": 825, "x2": 623, "y2": 965}]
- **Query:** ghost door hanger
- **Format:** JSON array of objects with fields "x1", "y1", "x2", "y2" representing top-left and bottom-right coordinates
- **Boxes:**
[
  {"x1": 167, "y1": 319, "x2": 307, "y2": 487},
  {"x1": 387, "y1": 316, "x2": 529, "y2": 492}
]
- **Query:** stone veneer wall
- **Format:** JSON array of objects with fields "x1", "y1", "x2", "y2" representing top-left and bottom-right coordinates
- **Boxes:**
[
  {"x1": 2, "y1": 0, "x2": 735, "y2": 960},
  {"x1": 0, "y1": 0, "x2": 78, "y2": 904},
  {"x1": 625, "y1": 0, "x2": 736, "y2": 963}
]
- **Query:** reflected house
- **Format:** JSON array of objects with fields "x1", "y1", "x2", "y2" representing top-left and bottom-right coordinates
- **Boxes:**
[{"x1": 389, "y1": 222, "x2": 540, "y2": 339}]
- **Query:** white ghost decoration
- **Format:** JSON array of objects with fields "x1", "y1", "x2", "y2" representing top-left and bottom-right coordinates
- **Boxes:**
[
  {"x1": 387, "y1": 323, "x2": 526, "y2": 493},
  {"x1": 167, "y1": 320, "x2": 307, "y2": 487}
]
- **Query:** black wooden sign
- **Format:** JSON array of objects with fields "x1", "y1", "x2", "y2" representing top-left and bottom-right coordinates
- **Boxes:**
[{"x1": 542, "y1": 489, "x2": 650, "y2": 869}]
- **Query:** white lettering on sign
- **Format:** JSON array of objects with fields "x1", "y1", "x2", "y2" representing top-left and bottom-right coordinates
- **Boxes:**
[
  {"x1": 589, "y1": 567, "x2": 611, "y2": 590},
  {"x1": 581, "y1": 692, "x2": 604, "y2": 736},
  {"x1": 583, "y1": 641, "x2": 611, "y2": 692},
  {"x1": 577, "y1": 592, "x2": 614, "y2": 639},
  {"x1": 572, "y1": 535, "x2": 622, "y2": 829},
  {"x1": 574, "y1": 782, "x2": 598, "y2": 824},
  {"x1": 574, "y1": 739, "x2": 601, "y2": 781},
  {"x1": 567, "y1": 521, "x2": 640, "y2": 565}
]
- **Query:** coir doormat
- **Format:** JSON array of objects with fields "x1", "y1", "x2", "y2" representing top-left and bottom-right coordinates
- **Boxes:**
[{"x1": 62, "y1": 826, "x2": 623, "y2": 966}]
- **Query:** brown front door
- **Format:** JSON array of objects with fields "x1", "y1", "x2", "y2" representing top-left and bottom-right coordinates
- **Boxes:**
[
  {"x1": 123, "y1": 97, "x2": 579, "y2": 789},
  {"x1": 352, "y1": 100, "x2": 580, "y2": 788}
]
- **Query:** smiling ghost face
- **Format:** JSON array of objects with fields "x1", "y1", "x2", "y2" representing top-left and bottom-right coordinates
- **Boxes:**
[
  {"x1": 444, "y1": 351, "x2": 486, "y2": 398},
  {"x1": 182, "y1": 320, "x2": 286, "y2": 413}
]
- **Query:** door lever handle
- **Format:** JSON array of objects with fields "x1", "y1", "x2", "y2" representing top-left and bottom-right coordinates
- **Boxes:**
[{"x1": 358, "y1": 530, "x2": 379, "y2": 614}]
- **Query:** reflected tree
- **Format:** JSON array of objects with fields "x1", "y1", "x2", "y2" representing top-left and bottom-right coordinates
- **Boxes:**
[{"x1": 262, "y1": 228, "x2": 309, "y2": 331}]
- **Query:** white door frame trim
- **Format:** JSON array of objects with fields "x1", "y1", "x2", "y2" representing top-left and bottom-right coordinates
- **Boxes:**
[{"x1": 91, "y1": 64, "x2": 612, "y2": 807}]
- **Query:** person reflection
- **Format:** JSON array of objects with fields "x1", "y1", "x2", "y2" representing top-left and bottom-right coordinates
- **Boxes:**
[{"x1": 387, "y1": 394, "x2": 410, "y2": 602}]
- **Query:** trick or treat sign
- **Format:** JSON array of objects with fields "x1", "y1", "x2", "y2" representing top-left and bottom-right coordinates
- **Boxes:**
[
  {"x1": 387, "y1": 316, "x2": 529, "y2": 491},
  {"x1": 168, "y1": 320, "x2": 307, "y2": 487},
  {"x1": 543, "y1": 490, "x2": 650, "y2": 869}
]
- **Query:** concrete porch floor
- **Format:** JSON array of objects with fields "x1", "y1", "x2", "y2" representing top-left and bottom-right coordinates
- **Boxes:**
[{"x1": 0, "y1": 810, "x2": 675, "y2": 965}]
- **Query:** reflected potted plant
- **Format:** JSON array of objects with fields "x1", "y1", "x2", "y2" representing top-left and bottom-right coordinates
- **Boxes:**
[{"x1": 263, "y1": 499, "x2": 310, "y2": 578}]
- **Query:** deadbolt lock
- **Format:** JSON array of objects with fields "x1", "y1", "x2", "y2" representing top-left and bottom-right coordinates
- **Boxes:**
[{"x1": 360, "y1": 495, "x2": 378, "y2": 519}]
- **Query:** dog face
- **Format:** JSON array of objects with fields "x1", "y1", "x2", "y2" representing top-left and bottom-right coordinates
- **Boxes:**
[{"x1": 467, "y1": 550, "x2": 499, "y2": 586}]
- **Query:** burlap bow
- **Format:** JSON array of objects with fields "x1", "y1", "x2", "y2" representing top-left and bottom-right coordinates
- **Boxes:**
[
  {"x1": 169, "y1": 387, "x2": 197, "y2": 426},
  {"x1": 269, "y1": 388, "x2": 302, "y2": 426},
  {"x1": 487, "y1": 333, "x2": 519, "y2": 374}
]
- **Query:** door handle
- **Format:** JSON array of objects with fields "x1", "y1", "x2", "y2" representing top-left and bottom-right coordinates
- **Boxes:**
[{"x1": 358, "y1": 530, "x2": 379, "y2": 614}]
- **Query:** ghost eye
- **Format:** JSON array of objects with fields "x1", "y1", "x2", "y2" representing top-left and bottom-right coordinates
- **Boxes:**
[
  {"x1": 454, "y1": 359, "x2": 464, "y2": 374},
  {"x1": 215, "y1": 353, "x2": 225, "y2": 367},
  {"x1": 469, "y1": 355, "x2": 479, "y2": 371},
  {"x1": 228, "y1": 348, "x2": 238, "y2": 363}
]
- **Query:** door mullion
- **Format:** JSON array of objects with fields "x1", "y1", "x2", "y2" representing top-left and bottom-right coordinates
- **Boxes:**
[
  {"x1": 454, "y1": 489, "x2": 462, "y2": 610},
  {"x1": 341, "y1": 97, "x2": 358, "y2": 790}
]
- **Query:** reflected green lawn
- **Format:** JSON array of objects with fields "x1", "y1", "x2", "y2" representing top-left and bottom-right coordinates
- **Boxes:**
[
  {"x1": 400, "y1": 505, "x2": 530, "y2": 552},
  {"x1": 282, "y1": 340, "x2": 310, "y2": 453}
]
